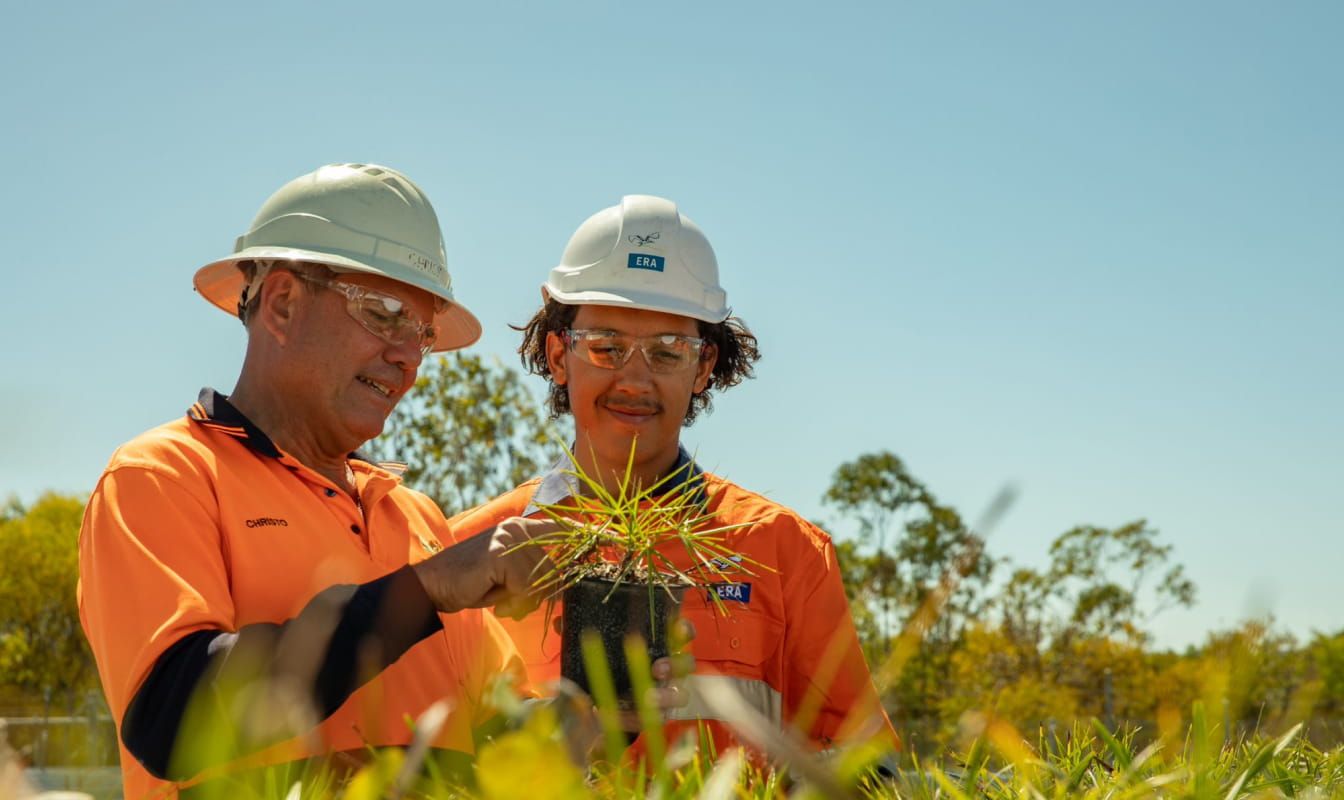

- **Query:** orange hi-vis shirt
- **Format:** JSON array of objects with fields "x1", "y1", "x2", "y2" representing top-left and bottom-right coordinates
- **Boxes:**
[
  {"x1": 445, "y1": 448, "x2": 895, "y2": 754},
  {"x1": 78, "y1": 390, "x2": 526, "y2": 800}
]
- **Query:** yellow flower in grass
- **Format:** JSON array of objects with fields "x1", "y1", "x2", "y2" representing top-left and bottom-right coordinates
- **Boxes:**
[{"x1": 477, "y1": 711, "x2": 588, "y2": 800}]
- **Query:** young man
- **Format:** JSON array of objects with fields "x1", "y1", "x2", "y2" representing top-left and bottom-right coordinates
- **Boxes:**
[{"x1": 447, "y1": 195, "x2": 894, "y2": 754}]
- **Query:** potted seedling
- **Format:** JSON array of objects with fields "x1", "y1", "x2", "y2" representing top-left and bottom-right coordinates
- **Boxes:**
[{"x1": 519, "y1": 443, "x2": 763, "y2": 705}]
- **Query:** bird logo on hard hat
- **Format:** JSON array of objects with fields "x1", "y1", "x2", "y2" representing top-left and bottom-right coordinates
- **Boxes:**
[{"x1": 628, "y1": 233, "x2": 660, "y2": 247}]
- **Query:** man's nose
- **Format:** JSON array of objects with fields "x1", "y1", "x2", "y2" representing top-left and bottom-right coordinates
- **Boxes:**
[{"x1": 385, "y1": 337, "x2": 426, "y2": 372}]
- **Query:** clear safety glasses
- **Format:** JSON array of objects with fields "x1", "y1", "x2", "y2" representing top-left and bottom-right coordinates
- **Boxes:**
[
  {"x1": 296, "y1": 272, "x2": 438, "y2": 355},
  {"x1": 564, "y1": 329, "x2": 708, "y2": 374}
]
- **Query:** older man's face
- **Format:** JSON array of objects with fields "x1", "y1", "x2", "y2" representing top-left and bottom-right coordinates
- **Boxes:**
[{"x1": 281, "y1": 270, "x2": 438, "y2": 453}]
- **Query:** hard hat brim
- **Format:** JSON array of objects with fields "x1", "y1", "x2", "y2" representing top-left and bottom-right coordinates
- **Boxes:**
[
  {"x1": 542, "y1": 284, "x2": 730, "y2": 324},
  {"x1": 195, "y1": 247, "x2": 482, "y2": 352}
]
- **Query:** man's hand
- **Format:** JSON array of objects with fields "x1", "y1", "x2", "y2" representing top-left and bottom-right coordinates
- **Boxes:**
[
  {"x1": 549, "y1": 615, "x2": 696, "y2": 741},
  {"x1": 412, "y1": 517, "x2": 558, "y2": 616},
  {"x1": 633, "y1": 618, "x2": 696, "y2": 726},
  {"x1": 548, "y1": 616, "x2": 695, "y2": 723},
  {"x1": 634, "y1": 641, "x2": 695, "y2": 727}
]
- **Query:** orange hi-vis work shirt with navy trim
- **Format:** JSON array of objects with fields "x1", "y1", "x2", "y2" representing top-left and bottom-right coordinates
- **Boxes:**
[
  {"x1": 78, "y1": 390, "x2": 526, "y2": 800},
  {"x1": 445, "y1": 448, "x2": 896, "y2": 753}
]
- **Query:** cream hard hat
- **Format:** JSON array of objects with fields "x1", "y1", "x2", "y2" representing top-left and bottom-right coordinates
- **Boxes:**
[
  {"x1": 543, "y1": 195, "x2": 730, "y2": 323},
  {"x1": 194, "y1": 163, "x2": 482, "y2": 351}
]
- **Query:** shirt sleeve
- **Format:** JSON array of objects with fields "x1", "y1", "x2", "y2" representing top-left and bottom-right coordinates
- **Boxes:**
[
  {"x1": 779, "y1": 519, "x2": 897, "y2": 746},
  {"x1": 465, "y1": 612, "x2": 535, "y2": 728},
  {"x1": 438, "y1": 502, "x2": 536, "y2": 724},
  {"x1": 79, "y1": 461, "x2": 237, "y2": 729},
  {"x1": 79, "y1": 463, "x2": 445, "y2": 780}
]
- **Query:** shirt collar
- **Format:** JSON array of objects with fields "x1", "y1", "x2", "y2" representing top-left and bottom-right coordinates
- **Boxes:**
[
  {"x1": 187, "y1": 387, "x2": 377, "y2": 466},
  {"x1": 523, "y1": 444, "x2": 707, "y2": 516}
]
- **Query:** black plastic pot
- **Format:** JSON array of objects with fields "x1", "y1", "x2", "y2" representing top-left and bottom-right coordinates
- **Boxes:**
[{"x1": 560, "y1": 577, "x2": 687, "y2": 704}]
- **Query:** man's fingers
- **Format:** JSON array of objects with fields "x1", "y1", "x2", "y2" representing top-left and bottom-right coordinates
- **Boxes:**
[
  {"x1": 490, "y1": 592, "x2": 539, "y2": 621},
  {"x1": 493, "y1": 516, "x2": 563, "y2": 549},
  {"x1": 651, "y1": 653, "x2": 696, "y2": 681},
  {"x1": 484, "y1": 517, "x2": 562, "y2": 616},
  {"x1": 413, "y1": 516, "x2": 561, "y2": 614},
  {"x1": 617, "y1": 710, "x2": 642, "y2": 733},
  {"x1": 676, "y1": 617, "x2": 696, "y2": 639},
  {"x1": 667, "y1": 616, "x2": 696, "y2": 652},
  {"x1": 646, "y1": 684, "x2": 688, "y2": 710},
  {"x1": 651, "y1": 658, "x2": 671, "y2": 682}
]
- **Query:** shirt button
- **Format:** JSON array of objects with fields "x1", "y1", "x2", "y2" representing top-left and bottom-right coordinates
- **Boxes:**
[
  {"x1": 730, "y1": 637, "x2": 741, "y2": 649},
  {"x1": 350, "y1": 524, "x2": 361, "y2": 534},
  {"x1": 325, "y1": 488, "x2": 337, "y2": 497}
]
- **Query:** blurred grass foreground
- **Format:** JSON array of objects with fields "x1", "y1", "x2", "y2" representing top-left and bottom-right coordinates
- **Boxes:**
[{"x1": 6, "y1": 642, "x2": 1343, "y2": 799}]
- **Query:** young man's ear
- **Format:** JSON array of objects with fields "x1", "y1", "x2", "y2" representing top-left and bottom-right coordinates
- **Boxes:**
[
  {"x1": 692, "y1": 342, "x2": 717, "y2": 394},
  {"x1": 545, "y1": 330, "x2": 568, "y2": 386}
]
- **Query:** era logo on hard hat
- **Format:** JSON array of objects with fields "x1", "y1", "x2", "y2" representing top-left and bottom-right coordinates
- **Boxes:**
[
  {"x1": 628, "y1": 232, "x2": 660, "y2": 247},
  {"x1": 708, "y1": 582, "x2": 752, "y2": 604},
  {"x1": 628, "y1": 253, "x2": 665, "y2": 272}
]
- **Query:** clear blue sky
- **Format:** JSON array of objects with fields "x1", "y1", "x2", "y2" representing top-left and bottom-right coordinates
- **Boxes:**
[{"x1": 2, "y1": 2, "x2": 1340, "y2": 649}]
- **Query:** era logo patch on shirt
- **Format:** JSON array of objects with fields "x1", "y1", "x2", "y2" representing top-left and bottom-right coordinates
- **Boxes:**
[
  {"x1": 708, "y1": 582, "x2": 752, "y2": 604},
  {"x1": 627, "y1": 253, "x2": 665, "y2": 272}
]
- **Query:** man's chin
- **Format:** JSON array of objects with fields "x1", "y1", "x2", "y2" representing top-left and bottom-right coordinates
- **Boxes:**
[
  {"x1": 596, "y1": 432, "x2": 666, "y2": 464},
  {"x1": 344, "y1": 415, "x2": 391, "y2": 453}
]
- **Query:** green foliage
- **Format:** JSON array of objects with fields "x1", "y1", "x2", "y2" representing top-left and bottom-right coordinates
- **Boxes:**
[
  {"x1": 1310, "y1": 631, "x2": 1344, "y2": 721},
  {"x1": 1148, "y1": 620, "x2": 1320, "y2": 745},
  {"x1": 816, "y1": 450, "x2": 1340, "y2": 758},
  {"x1": 24, "y1": 699, "x2": 1344, "y2": 798},
  {"x1": 832, "y1": 539, "x2": 884, "y2": 659},
  {"x1": 369, "y1": 353, "x2": 569, "y2": 512},
  {"x1": 917, "y1": 715, "x2": 1344, "y2": 800},
  {"x1": 523, "y1": 442, "x2": 762, "y2": 602},
  {"x1": 824, "y1": 452, "x2": 995, "y2": 638},
  {"x1": 941, "y1": 625, "x2": 1079, "y2": 732},
  {"x1": 998, "y1": 520, "x2": 1197, "y2": 648},
  {"x1": 822, "y1": 451, "x2": 996, "y2": 733},
  {"x1": 0, "y1": 492, "x2": 95, "y2": 705}
]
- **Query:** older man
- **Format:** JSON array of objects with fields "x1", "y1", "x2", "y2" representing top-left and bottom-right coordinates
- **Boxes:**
[
  {"x1": 79, "y1": 164, "x2": 574, "y2": 798},
  {"x1": 447, "y1": 195, "x2": 895, "y2": 756}
]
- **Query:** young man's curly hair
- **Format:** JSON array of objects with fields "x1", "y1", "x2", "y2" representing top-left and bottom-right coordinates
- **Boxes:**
[{"x1": 516, "y1": 300, "x2": 761, "y2": 425}]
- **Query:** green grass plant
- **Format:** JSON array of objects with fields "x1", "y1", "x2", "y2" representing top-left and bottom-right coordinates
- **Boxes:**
[
  {"x1": 144, "y1": 708, "x2": 1341, "y2": 798},
  {"x1": 515, "y1": 441, "x2": 768, "y2": 611}
]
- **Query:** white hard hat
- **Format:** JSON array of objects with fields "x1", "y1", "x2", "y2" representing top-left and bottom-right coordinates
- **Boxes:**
[
  {"x1": 544, "y1": 195, "x2": 729, "y2": 323},
  {"x1": 194, "y1": 163, "x2": 482, "y2": 351}
]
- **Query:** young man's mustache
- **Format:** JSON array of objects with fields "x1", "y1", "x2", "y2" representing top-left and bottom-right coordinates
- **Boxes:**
[{"x1": 601, "y1": 399, "x2": 662, "y2": 414}]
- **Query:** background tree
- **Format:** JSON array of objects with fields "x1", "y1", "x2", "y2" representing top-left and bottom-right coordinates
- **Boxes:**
[
  {"x1": 822, "y1": 451, "x2": 996, "y2": 747},
  {"x1": 832, "y1": 538, "x2": 891, "y2": 664},
  {"x1": 941, "y1": 624, "x2": 1081, "y2": 736},
  {"x1": 1306, "y1": 631, "x2": 1344, "y2": 742},
  {"x1": 930, "y1": 520, "x2": 1199, "y2": 745},
  {"x1": 823, "y1": 452, "x2": 995, "y2": 653},
  {"x1": 995, "y1": 520, "x2": 1197, "y2": 649},
  {"x1": 1311, "y1": 631, "x2": 1344, "y2": 719},
  {"x1": 368, "y1": 353, "x2": 568, "y2": 514},
  {"x1": 0, "y1": 493, "x2": 95, "y2": 709}
]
